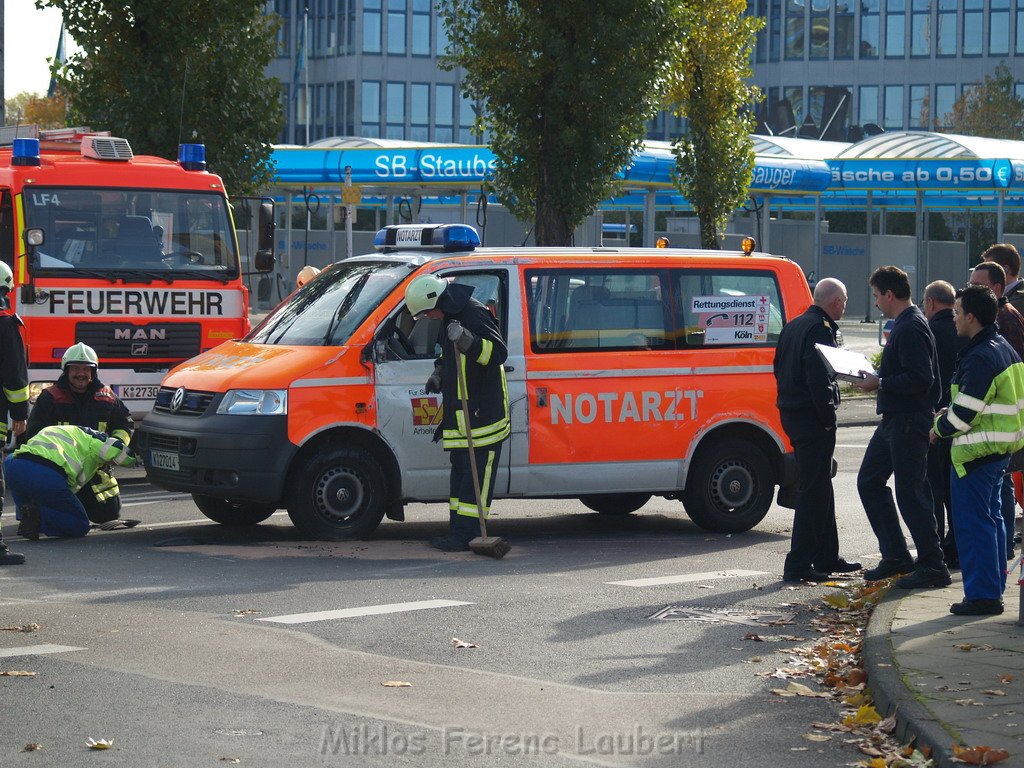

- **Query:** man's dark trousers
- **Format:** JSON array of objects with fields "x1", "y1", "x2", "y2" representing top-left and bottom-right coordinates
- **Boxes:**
[
  {"x1": 781, "y1": 410, "x2": 839, "y2": 572},
  {"x1": 858, "y1": 411, "x2": 943, "y2": 568}
]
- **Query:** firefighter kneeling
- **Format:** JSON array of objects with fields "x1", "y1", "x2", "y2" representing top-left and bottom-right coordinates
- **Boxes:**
[{"x1": 7, "y1": 426, "x2": 139, "y2": 540}]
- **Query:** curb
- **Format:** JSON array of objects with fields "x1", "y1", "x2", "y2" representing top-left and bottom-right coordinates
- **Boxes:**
[{"x1": 862, "y1": 591, "x2": 958, "y2": 767}]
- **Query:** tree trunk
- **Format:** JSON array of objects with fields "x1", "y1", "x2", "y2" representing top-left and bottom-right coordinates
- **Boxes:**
[
  {"x1": 699, "y1": 211, "x2": 721, "y2": 249},
  {"x1": 535, "y1": 191, "x2": 574, "y2": 246}
]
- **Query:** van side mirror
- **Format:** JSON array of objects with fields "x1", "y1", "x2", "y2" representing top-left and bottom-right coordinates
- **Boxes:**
[{"x1": 254, "y1": 202, "x2": 275, "y2": 272}]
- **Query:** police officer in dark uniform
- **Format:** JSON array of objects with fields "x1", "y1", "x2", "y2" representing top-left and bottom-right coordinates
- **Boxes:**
[
  {"x1": 26, "y1": 342, "x2": 134, "y2": 526},
  {"x1": 0, "y1": 262, "x2": 29, "y2": 565},
  {"x1": 774, "y1": 278, "x2": 861, "y2": 582},
  {"x1": 404, "y1": 274, "x2": 510, "y2": 552}
]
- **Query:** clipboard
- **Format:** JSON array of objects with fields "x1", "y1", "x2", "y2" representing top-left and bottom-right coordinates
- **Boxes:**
[{"x1": 814, "y1": 343, "x2": 876, "y2": 382}]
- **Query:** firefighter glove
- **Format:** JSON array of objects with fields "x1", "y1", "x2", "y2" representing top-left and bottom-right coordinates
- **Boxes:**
[
  {"x1": 425, "y1": 364, "x2": 443, "y2": 394},
  {"x1": 446, "y1": 321, "x2": 475, "y2": 353}
]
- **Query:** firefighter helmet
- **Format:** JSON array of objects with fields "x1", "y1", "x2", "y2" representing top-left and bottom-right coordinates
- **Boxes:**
[
  {"x1": 0, "y1": 261, "x2": 12, "y2": 293},
  {"x1": 405, "y1": 274, "x2": 447, "y2": 317},
  {"x1": 296, "y1": 265, "x2": 321, "y2": 288},
  {"x1": 62, "y1": 343, "x2": 99, "y2": 371}
]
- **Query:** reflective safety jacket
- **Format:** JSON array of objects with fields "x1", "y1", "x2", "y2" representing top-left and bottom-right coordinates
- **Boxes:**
[
  {"x1": 27, "y1": 374, "x2": 134, "y2": 444},
  {"x1": 12, "y1": 425, "x2": 138, "y2": 492},
  {"x1": 434, "y1": 282, "x2": 510, "y2": 450},
  {"x1": 0, "y1": 312, "x2": 28, "y2": 441},
  {"x1": 933, "y1": 324, "x2": 1024, "y2": 477}
]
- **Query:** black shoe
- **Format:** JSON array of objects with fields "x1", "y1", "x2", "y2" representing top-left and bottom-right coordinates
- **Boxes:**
[
  {"x1": 782, "y1": 568, "x2": 830, "y2": 583},
  {"x1": 863, "y1": 555, "x2": 915, "y2": 582},
  {"x1": 429, "y1": 534, "x2": 472, "y2": 552},
  {"x1": 944, "y1": 555, "x2": 961, "y2": 571},
  {"x1": 895, "y1": 566, "x2": 953, "y2": 589},
  {"x1": 17, "y1": 503, "x2": 40, "y2": 541},
  {"x1": 0, "y1": 542, "x2": 25, "y2": 566},
  {"x1": 818, "y1": 559, "x2": 862, "y2": 574},
  {"x1": 950, "y1": 599, "x2": 1004, "y2": 616}
]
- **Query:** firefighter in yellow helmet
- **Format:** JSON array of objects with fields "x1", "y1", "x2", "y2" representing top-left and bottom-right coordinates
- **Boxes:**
[{"x1": 0, "y1": 261, "x2": 29, "y2": 565}]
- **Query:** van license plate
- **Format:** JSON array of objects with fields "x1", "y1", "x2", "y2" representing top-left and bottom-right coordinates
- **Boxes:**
[
  {"x1": 116, "y1": 385, "x2": 160, "y2": 400},
  {"x1": 149, "y1": 450, "x2": 179, "y2": 471}
]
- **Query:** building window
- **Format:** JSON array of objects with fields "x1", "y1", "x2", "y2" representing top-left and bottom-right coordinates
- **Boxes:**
[
  {"x1": 785, "y1": 0, "x2": 805, "y2": 59},
  {"x1": 411, "y1": 0, "x2": 431, "y2": 55},
  {"x1": 1017, "y1": 2, "x2": 1024, "y2": 54},
  {"x1": 275, "y1": 0, "x2": 291, "y2": 57},
  {"x1": 363, "y1": 0, "x2": 382, "y2": 53},
  {"x1": 436, "y1": 84, "x2": 454, "y2": 142},
  {"x1": 885, "y1": 0, "x2": 906, "y2": 57},
  {"x1": 884, "y1": 84, "x2": 904, "y2": 129},
  {"x1": 934, "y1": 83, "x2": 955, "y2": 130},
  {"x1": 936, "y1": 0, "x2": 956, "y2": 55},
  {"x1": 387, "y1": 0, "x2": 406, "y2": 54},
  {"x1": 908, "y1": 84, "x2": 928, "y2": 128},
  {"x1": 991, "y1": 0, "x2": 1010, "y2": 55},
  {"x1": 339, "y1": 0, "x2": 357, "y2": 55},
  {"x1": 361, "y1": 80, "x2": 381, "y2": 137},
  {"x1": 963, "y1": 0, "x2": 982, "y2": 55},
  {"x1": 910, "y1": 0, "x2": 931, "y2": 57},
  {"x1": 860, "y1": 0, "x2": 880, "y2": 57},
  {"x1": 784, "y1": 85, "x2": 805, "y2": 126},
  {"x1": 809, "y1": 0, "x2": 830, "y2": 58},
  {"x1": 835, "y1": 0, "x2": 855, "y2": 57},
  {"x1": 769, "y1": 0, "x2": 782, "y2": 60},
  {"x1": 410, "y1": 82, "x2": 429, "y2": 141},
  {"x1": 385, "y1": 82, "x2": 405, "y2": 139},
  {"x1": 436, "y1": 11, "x2": 450, "y2": 55},
  {"x1": 459, "y1": 90, "x2": 476, "y2": 143},
  {"x1": 859, "y1": 84, "x2": 880, "y2": 126}
]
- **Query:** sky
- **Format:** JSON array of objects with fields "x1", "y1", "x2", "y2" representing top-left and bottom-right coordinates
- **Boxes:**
[{"x1": 4, "y1": 0, "x2": 80, "y2": 97}]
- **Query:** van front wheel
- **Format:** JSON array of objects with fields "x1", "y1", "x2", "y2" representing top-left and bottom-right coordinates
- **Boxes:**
[
  {"x1": 579, "y1": 493, "x2": 651, "y2": 515},
  {"x1": 286, "y1": 447, "x2": 387, "y2": 540},
  {"x1": 192, "y1": 495, "x2": 277, "y2": 526},
  {"x1": 681, "y1": 439, "x2": 774, "y2": 533}
]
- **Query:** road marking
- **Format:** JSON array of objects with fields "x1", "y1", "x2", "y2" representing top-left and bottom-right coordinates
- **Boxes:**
[
  {"x1": 606, "y1": 568, "x2": 768, "y2": 587},
  {"x1": 0, "y1": 644, "x2": 86, "y2": 658},
  {"x1": 835, "y1": 444, "x2": 869, "y2": 448},
  {"x1": 257, "y1": 599, "x2": 474, "y2": 625}
]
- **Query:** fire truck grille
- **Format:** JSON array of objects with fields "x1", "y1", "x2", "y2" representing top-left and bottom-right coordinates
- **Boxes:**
[
  {"x1": 75, "y1": 322, "x2": 202, "y2": 359},
  {"x1": 153, "y1": 387, "x2": 216, "y2": 416}
]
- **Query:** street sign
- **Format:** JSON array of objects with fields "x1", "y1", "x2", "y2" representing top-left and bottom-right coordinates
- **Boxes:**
[{"x1": 341, "y1": 185, "x2": 362, "y2": 205}]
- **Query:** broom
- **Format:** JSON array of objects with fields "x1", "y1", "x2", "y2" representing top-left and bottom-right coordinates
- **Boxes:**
[{"x1": 454, "y1": 347, "x2": 511, "y2": 559}]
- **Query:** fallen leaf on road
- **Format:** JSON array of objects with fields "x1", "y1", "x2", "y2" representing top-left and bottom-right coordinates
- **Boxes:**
[
  {"x1": 381, "y1": 680, "x2": 412, "y2": 687},
  {"x1": 955, "y1": 643, "x2": 995, "y2": 652},
  {"x1": 743, "y1": 633, "x2": 764, "y2": 642},
  {"x1": 451, "y1": 637, "x2": 478, "y2": 649},
  {"x1": 698, "y1": 584, "x2": 715, "y2": 589},
  {"x1": 771, "y1": 681, "x2": 831, "y2": 698},
  {"x1": 823, "y1": 594, "x2": 850, "y2": 609},
  {"x1": 1, "y1": 623, "x2": 40, "y2": 632},
  {"x1": 998, "y1": 674, "x2": 1014, "y2": 684},
  {"x1": 876, "y1": 713, "x2": 897, "y2": 734},
  {"x1": 952, "y1": 744, "x2": 1011, "y2": 765},
  {"x1": 23, "y1": 743, "x2": 42, "y2": 752},
  {"x1": 219, "y1": 759, "x2": 241, "y2": 764},
  {"x1": 802, "y1": 733, "x2": 831, "y2": 742},
  {"x1": 0, "y1": 670, "x2": 36, "y2": 676},
  {"x1": 843, "y1": 704, "x2": 882, "y2": 727},
  {"x1": 811, "y1": 721, "x2": 850, "y2": 732},
  {"x1": 861, "y1": 758, "x2": 886, "y2": 768},
  {"x1": 231, "y1": 609, "x2": 261, "y2": 617},
  {"x1": 85, "y1": 738, "x2": 113, "y2": 750},
  {"x1": 981, "y1": 690, "x2": 1007, "y2": 697}
]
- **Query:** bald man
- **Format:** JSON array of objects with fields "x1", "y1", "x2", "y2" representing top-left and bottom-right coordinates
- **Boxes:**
[{"x1": 774, "y1": 278, "x2": 861, "y2": 582}]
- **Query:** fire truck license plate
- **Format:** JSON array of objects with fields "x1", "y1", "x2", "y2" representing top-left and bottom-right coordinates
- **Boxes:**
[
  {"x1": 116, "y1": 385, "x2": 160, "y2": 400},
  {"x1": 149, "y1": 450, "x2": 179, "y2": 472}
]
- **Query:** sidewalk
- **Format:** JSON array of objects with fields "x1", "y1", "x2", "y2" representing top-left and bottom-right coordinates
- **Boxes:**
[{"x1": 839, "y1": 397, "x2": 1024, "y2": 766}]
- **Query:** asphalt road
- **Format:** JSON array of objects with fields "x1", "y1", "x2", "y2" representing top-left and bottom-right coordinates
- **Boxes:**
[{"x1": 0, "y1": 418, "x2": 892, "y2": 767}]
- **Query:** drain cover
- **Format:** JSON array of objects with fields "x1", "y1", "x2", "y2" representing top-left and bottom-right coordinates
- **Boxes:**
[{"x1": 649, "y1": 606, "x2": 796, "y2": 626}]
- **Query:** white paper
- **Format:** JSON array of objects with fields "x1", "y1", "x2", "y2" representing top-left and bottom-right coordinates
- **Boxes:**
[{"x1": 814, "y1": 343, "x2": 876, "y2": 382}]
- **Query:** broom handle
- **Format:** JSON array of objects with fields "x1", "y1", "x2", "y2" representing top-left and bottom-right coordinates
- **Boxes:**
[{"x1": 454, "y1": 346, "x2": 488, "y2": 538}]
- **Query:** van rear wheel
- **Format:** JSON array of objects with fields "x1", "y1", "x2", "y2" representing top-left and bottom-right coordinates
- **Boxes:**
[
  {"x1": 286, "y1": 446, "x2": 387, "y2": 540},
  {"x1": 192, "y1": 495, "x2": 277, "y2": 526},
  {"x1": 681, "y1": 439, "x2": 774, "y2": 533},
  {"x1": 579, "y1": 493, "x2": 651, "y2": 515}
]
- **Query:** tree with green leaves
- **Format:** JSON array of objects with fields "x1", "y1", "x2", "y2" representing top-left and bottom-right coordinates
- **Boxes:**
[
  {"x1": 666, "y1": 0, "x2": 762, "y2": 248},
  {"x1": 42, "y1": 0, "x2": 282, "y2": 195},
  {"x1": 948, "y1": 62, "x2": 1024, "y2": 140},
  {"x1": 440, "y1": 0, "x2": 678, "y2": 246}
]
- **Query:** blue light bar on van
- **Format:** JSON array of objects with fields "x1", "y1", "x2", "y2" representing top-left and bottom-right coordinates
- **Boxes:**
[
  {"x1": 178, "y1": 143, "x2": 207, "y2": 171},
  {"x1": 12, "y1": 138, "x2": 41, "y2": 167},
  {"x1": 374, "y1": 224, "x2": 481, "y2": 252}
]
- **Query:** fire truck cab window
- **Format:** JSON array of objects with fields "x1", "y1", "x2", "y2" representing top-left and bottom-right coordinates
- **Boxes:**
[{"x1": 22, "y1": 187, "x2": 239, "y2": 279}]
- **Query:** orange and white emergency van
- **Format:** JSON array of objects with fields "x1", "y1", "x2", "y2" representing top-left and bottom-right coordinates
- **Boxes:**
[
  {"x1": 137, "y1": 224, "x2": 811, "y2": 538},
  {"x1": 1, "y1": 128, "x2": 274, "y2": 415}
]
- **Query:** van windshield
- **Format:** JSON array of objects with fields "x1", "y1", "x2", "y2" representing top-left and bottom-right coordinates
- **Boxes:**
[{"x1": 247, "y1": 261, "x2": 412, "y2": 346}]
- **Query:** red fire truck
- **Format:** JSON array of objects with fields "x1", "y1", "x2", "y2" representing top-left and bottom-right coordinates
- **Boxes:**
[{"x1": 1, "y1": 127, "x2": 274, "y2": 415}]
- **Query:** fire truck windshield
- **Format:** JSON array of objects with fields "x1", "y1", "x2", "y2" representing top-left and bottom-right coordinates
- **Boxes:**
[{"x1": 23, "y1": 187, "x2": 238, "y2": 279}]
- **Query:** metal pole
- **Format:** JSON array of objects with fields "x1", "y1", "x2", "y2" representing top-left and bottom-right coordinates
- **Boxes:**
[
  {"x1": 344, "y1": 165, "x2": 353, "y2": 260},
  {"x1": 998, "y1": 191, "x2": 1006, "y2": 242},
  {"x1": 813, "y1": 195, "x2": 822, "y2": 285},
  {"x1": 762, "y1": 196, "x2": 771, "y2": 253},
  {"x1": 643, "y1": 190, "x2": 656, "y2": 248},
  {"x1": 460, "y1": 192, "x2": 468, "y2": 225},
  {"x1": 865, "y1": 191, "x2": 873, "y2": 322},
  {"x1": 916, "y1": 191, "x2": 924, "y2": 299},
  {"x1": 303, "y1": 3, "x2": 310, "y2": 146}
]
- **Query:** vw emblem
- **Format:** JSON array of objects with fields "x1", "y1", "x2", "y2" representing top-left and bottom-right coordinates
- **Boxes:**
[{"x1": 170, "y1": 387, "x2": 187, "y2": 412}]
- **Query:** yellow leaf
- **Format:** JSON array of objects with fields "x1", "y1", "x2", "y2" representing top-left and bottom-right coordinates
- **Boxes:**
[
  {"x1": 85, "y1": 738, "x2": 113, "y2": 750},
  {"x1": 381, "y1": 680, "x2": 412, "y2": 688},
  {"x1": 843, "y1": 704, "x2": 882, "y2": 727},
  {"x1": 0, "y1": 670, "x2": 36, "y2": 676},
  {"x1": 802, "y1": 733, "x2": 831, "y2": 742},
  {"x1": 823, "y1": 594, "x2": 851, "y2": 609},
  {"x1": 860, "y1": 758, "x2": 887, "y2": 768},
  {"x1": 952, "y1": 744, "x2": 1012, "y2": 765}
]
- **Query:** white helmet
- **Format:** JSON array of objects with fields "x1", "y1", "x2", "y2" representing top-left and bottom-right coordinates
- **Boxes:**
[
  {"x1": 62, "y1": 342, "x2": 99, "y2": 371},
  {"x1": 405, "y1": 274, "x2": 447, "y2": 317},
  {"x1": 0, "y1": 261, "x2": 13, "y2": 293},
  {"x1": 296, "y1": 265, "x2": 321, "y2": 288}
]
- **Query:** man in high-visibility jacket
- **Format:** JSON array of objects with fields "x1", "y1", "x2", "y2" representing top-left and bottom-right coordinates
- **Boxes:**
[
  {"x1": 7, "y1": 425, "x2": 138, "y2": 540},
  {"x1": 27, "y1": 343, "x2": 134, "y2": 526},
  {"x1": 0, "y1": 261, "x2": 29, "y2": 565},
  {"x1": 931, "y1": 283, "x2": 1024, "y2": 616},
  {"x1": 405, "y1": 274, "x2": 510, "y2": 551}
]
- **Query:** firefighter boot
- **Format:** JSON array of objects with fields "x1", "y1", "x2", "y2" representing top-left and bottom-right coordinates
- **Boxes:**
[
  {"x1": 429, "y1": 512, "x2": 478, "y2": 552},
  {"x1": 0, "y1": 532, "x2": 25, "y2": 565}
]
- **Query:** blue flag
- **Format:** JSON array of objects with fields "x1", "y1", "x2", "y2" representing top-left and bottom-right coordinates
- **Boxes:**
[{"x1": 47, "y1": 21, "x2": 66, "y2": 99}]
